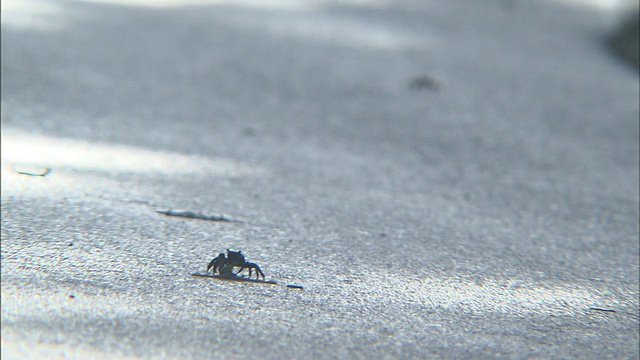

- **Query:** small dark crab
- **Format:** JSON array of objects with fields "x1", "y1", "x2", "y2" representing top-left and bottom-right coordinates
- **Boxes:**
[{"x1": 207, "y1": 249, "x2": 265, "y2": 280}]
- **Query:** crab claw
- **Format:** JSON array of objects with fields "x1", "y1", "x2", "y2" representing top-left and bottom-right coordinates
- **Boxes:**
[{"x1": 207, "y1": 253, "x2": 226, "y2": 274}]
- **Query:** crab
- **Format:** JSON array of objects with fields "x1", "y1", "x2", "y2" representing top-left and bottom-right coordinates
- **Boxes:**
[{"x1": 207, "y1": 249, "x2": 265, "y2": 280}]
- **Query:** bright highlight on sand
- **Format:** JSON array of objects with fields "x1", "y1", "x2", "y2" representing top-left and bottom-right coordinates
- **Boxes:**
[
  {"x1": 1, "y1": 129, "x2": 259, "y2": 177},
  {"x1": 366, "y1": 275, "x2": 618, "y2": 316}
]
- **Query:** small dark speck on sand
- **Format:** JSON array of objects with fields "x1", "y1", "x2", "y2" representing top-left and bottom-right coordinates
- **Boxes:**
[
  {"x1": 287, "y1": 284, "x2": 304, "y2": 290},
  {"x1": 408, "y1": 75, "x2": 440, "y2": 91}
]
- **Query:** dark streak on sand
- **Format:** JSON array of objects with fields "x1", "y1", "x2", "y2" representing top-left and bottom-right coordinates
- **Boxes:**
[
  {"x1": 13, "y1": 164, "x2": 52, "y2": 177},
  {"x1": 192, "y1": 273, "x2": 278, "y2": 285},
  {"x1": 156, "y1": 209, "x2": 238, "y2": 222},
  {"x1": 587, "y1": 307, "x2": 617, "y2": 313}
]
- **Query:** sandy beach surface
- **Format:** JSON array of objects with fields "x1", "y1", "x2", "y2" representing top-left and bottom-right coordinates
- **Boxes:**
[{"x1": 2, "y1": 0, "x2": 638, "y2": 358}]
